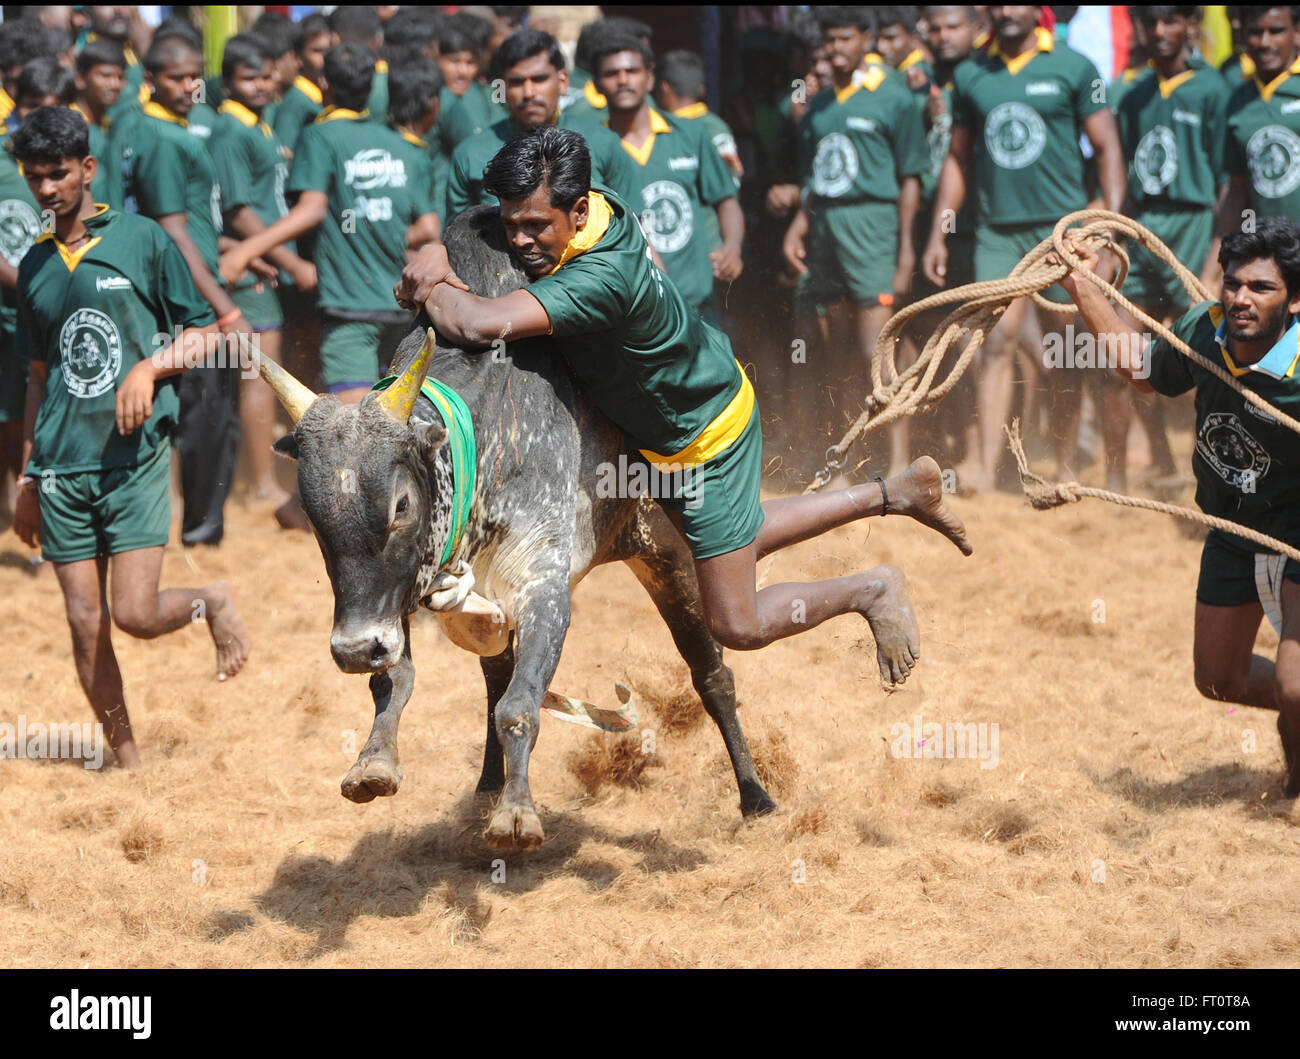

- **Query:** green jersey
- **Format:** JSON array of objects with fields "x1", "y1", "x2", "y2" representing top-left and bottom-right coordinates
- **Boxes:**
[
  {"x1": 798, "y1": 65, "x2": 929, "y2": 208},
  {"x1": 1117, "y1": 62, "x2": 1230, "y2": 209},
  {"x1": 670, "y1": 102, "x2": 740, "y2": 250},
  {"x1": 210, "y1": 99, "x2": 292, "y2": 289},
  {"x1": 120, "y1": 102, "x2": 223, "y2": 274},
  {"x1": 559, "y1": 74, "x2": 606, "y2": 126},
  {"x1": 272, "y1": 75, "x2": 324, "y2": 157},
  {"x1": 72, "y1": 104, "x2": 112, "y2": 204},
  {"x1": 527, "y1": 187, "x2": 744, "y2": 456},
  {"x1": 1226, "y1": 59, "x2": 1300, "y2": 219},
  {"x1": 287, "y1": 108, "x2": 435, "y2": 314},
  {"x1": 1220, "y1": 53, "x2": 1256, "y2": 89},
  {"x1": 16, "y1": 207, "x2": 213, "y2": 475},
  {"x1": 446, "y1": 113, "x2": 644, "y2": 220},
  {"x1": 0, "y1": 150, "x2": 42, "y2": 329},
  {"x1": 1147, "y1": 300, "x2": 1300, "y2": 548},
  {"x1": 952, "y1": 28, "x2": 1106, "y2": 226},
  {"x1": 103, "y1": 40, "x2": 146, "y2": 122},
  {"x1": 438, "y1": 82, "x2": 506, "y2": 154},
  {"x1": 186, "y1": 99, "x2": 219, "y2": 146},
  {"x1": 609, "y1": 107, "x2": 736, "y2": 308},
  {"x1": 368, "y1": 59, "x2": 389, "y2": 128}
]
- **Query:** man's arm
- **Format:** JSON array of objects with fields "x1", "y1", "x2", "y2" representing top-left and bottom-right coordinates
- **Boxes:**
[
  {"x1": 782, "y1": 204, "x2": 812, "y2": 275},
  {"x1": 922, "y1": 124, "x2": 971, "y2": 286},
  {"x1": 219, "y1": 191, "x2": 329, "y2": 285},
  {"x1": 155, "y1": 214, "x2": 244, "y2": 329},
  {"x1": 1056, "y1": 238, "x2": 1154, "y2": 393},
  {"x1": 1204, "y1": 176, "x2": 1249, "y2": 292},
  {"x1": 711, "y1": 196, "x2": 744, "y2": 281},
  {"x1": 406, "y1": 211, "x2": 441, "y2": 250},
  {"x1": 895, "y1": 174, "x2": 920, "y2": 300},
  {"x1": 226, "y1": 204, "x2": 317, "y2": 289},
  {"x1": 115, "y1": 321, "x2": 223, "y2": 435},
  {"x1": 1083, "y1": 107, "x2": 1125, "y2": 212},
  {"x1": 12, "y1": 360, "x2": 46, "y2": 547}
]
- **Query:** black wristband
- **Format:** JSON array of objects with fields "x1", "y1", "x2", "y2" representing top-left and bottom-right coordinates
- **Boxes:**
[{"x1": 875, "y1": 475, "x2": 889, "y2": 516}]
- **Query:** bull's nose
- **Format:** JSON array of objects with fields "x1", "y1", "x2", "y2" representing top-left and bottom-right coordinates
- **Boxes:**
[{"x1": 330, "y1": 628, "x2": 398, "y2": 673}]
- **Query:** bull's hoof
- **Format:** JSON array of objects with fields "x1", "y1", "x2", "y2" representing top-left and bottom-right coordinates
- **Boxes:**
[
  {"x1": 739, "y1": 779, "x2": 778, "y2": 818},
  {"x1": 484, "y1": 803, "x2": 545, "y2": 849},
  {"x1": 341, "y1": 756, "x2": 403, "y2": 803}
]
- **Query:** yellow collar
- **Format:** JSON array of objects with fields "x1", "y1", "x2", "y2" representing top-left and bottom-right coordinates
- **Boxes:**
[
  {"x1": 293, "y1": 75, "x2": 323, "y2": 105},
  {"x1": 1145, "y1": 60, "x2": 1196, "y2": 99},
  {"x1": 219, "y1": 98, "x2": 272, "y2": 136},
  {"x1": 1207, "y1": 303, "x2": 1300, "y2": 378},
  {"x1": 1241, "y1": 53, "x2": 1258, "y2": 79},
  {"x1": 315, "y1": 106, "x2": 369, "y2": 124},
  {"x1": 1254, "y1": 55, "x2": 1300, "y2": 102},
  {"x1": 375, "y1": 59, "x2": 389, "y2": 75},
  {"x1": 898, "y1": 48, "x2": 927, "y2": 72},
  {"x1": 549, "y1": 190, "x2": 612, "y2": 274},
  {"x1": 70, "y1": 101, "x2": 107, "y2": 129},
  {"x1": 612, "y1": 107, "x2": 673, "y2": 167},
  {"x1": 36, "y1": 205, "x2": 110, "y2": 272},
  {"x1": 397, "y1": 125, "x2": 427, "y2": 148},
  {"x1": 989, "y1": 25, "x2": 1054, "y2": 76},
  {"x1": 142, "y1": 99, "x2": 186, "y2": 126},
  {"x1": 673, "y1": 101, "x2": 708, "y2": 119},
  {"x1": 583, "y1": 79, "x2": 606, "y2": 109}
]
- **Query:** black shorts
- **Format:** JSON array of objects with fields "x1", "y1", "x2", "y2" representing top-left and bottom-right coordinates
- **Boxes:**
[{"x1": 1197, "y1": 529, "x2": 1300, "y2": 626}]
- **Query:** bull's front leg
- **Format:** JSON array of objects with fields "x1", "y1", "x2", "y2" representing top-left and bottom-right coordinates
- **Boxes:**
[
  {"x1": 342, "y1": 614, "x2": 415, "y2": 803},
  {"x1": 484, "y1": 575, "x2": 570, "y2": 849}
]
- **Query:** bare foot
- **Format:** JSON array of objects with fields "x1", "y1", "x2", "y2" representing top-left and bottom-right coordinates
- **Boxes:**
[
  {"x1": 887, "y1": 456, "x2": 974, "y2": 555},
  {"x1": 112, "y1": 738, "x2": 142, "y2": 769},
  {"x1": 274, "y1": 495, "x2": 313, "y2": 532},
  {"x1": 952, "y1": 459, "x2": 987, "y2": 497},
  {"x1": 246, "y1": 483, "x2": 292, "y2": 510},
  {"x1": 855, "y1": 565, "x2": 920, "y2": 687},
  {"x1": 1279, "y1": 714, "x2": 1300, "y2": 798},
  {"x1": 206, "y1": 580, "x2": 250, "y2": 680}
]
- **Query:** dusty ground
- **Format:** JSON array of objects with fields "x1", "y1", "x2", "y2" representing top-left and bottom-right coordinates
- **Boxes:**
[{"x1": 2, "y1": 427, "x2": 1299, "y2": 969}]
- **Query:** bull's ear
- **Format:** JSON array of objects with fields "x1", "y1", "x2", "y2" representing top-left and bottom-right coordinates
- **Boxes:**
[
  {"x1": 272, "y1": 433, "x2": 300, "y2": 461},
  {"x1": 412, "y1": 420, "x2": 447, "y2": 463}
]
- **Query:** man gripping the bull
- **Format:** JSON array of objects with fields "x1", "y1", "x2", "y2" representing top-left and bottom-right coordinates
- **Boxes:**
[
  {"x1": 397, "y1": 126, "x2": 972, "y2": 686},
  {"x1": 1055, "y1": 216, "x2": 1300, "y2": 798}
]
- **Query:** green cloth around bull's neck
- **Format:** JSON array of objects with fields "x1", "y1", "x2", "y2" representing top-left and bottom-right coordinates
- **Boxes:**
[{"x1": 370, "y1": 375, "x2": 476, "y2": 568}]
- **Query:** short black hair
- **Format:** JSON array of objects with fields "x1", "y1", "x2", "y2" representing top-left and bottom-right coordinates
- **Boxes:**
[
  {"x1": 383, "y1": 8, "x2": 438, "y2": 51},
  {"x1": 495, "y1": 28, "x2": 566, "y2": 75},
  {"x1": 817, "y1": 6, "x2": 878, "y2": 33},
  {"x1": 17, "y1": 56, "x2": 75, "y2": 104},
  {"x1": 330, "y1": 5, "x2": 382, "y2": 45},
  {"x1": 1220, "y1": 217, "x2": 1300, "y2": 295},
  {"x1": 601, "y1": 16, "x2": 653, "y2": 43},
  {"x1": 591, "y1": 32, "x2": 654, "y2": 75},
  {"x1": 76, "y1": 38, "x2": 127, "y2": 77},
  {"x1": 152, "y1": 15, "x2": 203, "y2": 51},
  {"x1": 252, "y1": 11, "x2": 295, "y2": 59},
  {"x1": 437, "y1": 18, "x2": 478, "y2": 57},
  {"x1": 8, "y1": 104, "x2": 89, "y2": 164},
  {"x1": 482, "y1": 125, "x2": 591, "y2": 210},
  {"x1": 453, "y1": 11, "x2": 494, "y2": 53},
  {"x1": 657, "y1": 50, "x2": 705, "y2": 101},
  {"x1": 1132, "y1": 5, "x2": 1200, "y2": 21},
  {"x1": 387, "y1": 55, "x2": 444, "y2": 126},
  {"x1": 294, "y1": 12, "x2": 332, "y2": 53},
  {"x1": 0, "y1": 18, "x2": 58, "y2": 72},
  {"x1": 144, "y1": 35, "x2": 201, "y2": 77},
  {"x1": 877, "y1": 6, "x2": 920, "y2": 33},
  {"x1": 323, "y1": 43, "x2": 375, "y2": 112},
  {"x1": 223, "y1": 33, "x2": 273, "y2": 82},
  {"x1": 1239, "y1": 6, "x2": 1298, "y2": 27}
]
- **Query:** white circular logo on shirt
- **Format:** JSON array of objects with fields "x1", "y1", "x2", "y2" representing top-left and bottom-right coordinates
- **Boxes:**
[
  {"x1": 1247, "y1": 124, "x2": 1300, "y2": 199},
  {"x1": 0, "y1": 198, "x2": 40, "y2": 267},
  {"x1": 1135, "y1": 124, "x2": 1178, "y2": 195},
  {"x1": 810, "y1": 132, "x2": 859, "y2": 197},
  {"x1": 640, "y1": 180, "x2": 694, "y2": 254},
  {"x1": 59, "y1": 308, "x2": 122, "y2": 399},
  {"x1": 1196, "y1": 411, "x2": 1271, "y2": 489},
  {"x1": 985, "y1": 101, "x2": 1047, "y2": 170}
]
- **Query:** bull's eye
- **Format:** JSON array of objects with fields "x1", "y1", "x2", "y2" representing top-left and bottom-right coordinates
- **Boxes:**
[{"x1": 395, "y1": 495, "x2": 409, "y2": 516}]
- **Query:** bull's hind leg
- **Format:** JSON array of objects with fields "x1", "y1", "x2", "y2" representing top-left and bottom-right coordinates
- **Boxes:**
[
  {"x1": 484, "y1": 573, "x2": 571, "y2": 849},
  {"x1": 342, "y1": 615, "x2": 414, "y2": 803},
  {"x1": 619, "y1": 504, "x2": 777, "y2": 818},
  {"x1": 476, "y1": 638, "x2": 514, "y2": 795}
]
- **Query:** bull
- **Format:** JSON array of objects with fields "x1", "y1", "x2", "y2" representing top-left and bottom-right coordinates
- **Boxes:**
[{"x1": 256, "y1": 206, "x2": 776, "y2": 848}]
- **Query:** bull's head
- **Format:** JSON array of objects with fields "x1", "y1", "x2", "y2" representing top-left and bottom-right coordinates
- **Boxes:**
[{"x1": 249, "y1": 330, "x2": 448, "y2": 674}]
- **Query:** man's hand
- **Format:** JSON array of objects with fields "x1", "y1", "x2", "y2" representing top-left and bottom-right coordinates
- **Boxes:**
[
  {"x1": 116, "y1": 359, "x2": 157, "y2": 435},
  {"x1": 710, "y1": 244, "x2": 743, "y2": 283},
  {"x1": 394, "y1": 242, "x2": 468, "y2": 309},
  {"x1": 765, "y1": 183, "x2": 800, "y2": 218},
  {"x1": 782, "y1": 227, "x2": 808, "y2": 276},
  {"x1": 219, "y1": 248, "x2": 250, "y2": 287},
  {"x1": 926, "y1": 83, "x2": 946, "y2": 123},
  {"x1": 13, "y1": 481, "x2": 38, "y2": 548},
  {"x1": 905, "y1": 66, "x2": 930, "y2": 91},
  {"x1": 288, "y1": 258, "x2": 318, "y2": 291},
  {"x1": 922, "y1": 236, "x2": 948, "y2": 288},
  {"x1": 893, "y1": 248, "x2": 916, "y2": 302},
  {"x1": 248, "y1": 256, "x2": 279, "y2": 283},
  {"x1": 1049, "y1": 234, "x2": 1101, "y2": 302}
]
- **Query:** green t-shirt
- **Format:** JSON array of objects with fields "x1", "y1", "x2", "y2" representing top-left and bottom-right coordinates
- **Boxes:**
[
  {"x1": 952, "y1": 31, "x2": 1105, "y2": 226},
  {"x1": 287, "y1": 110, "x2": 434, "y2": 314},
  {"x1": 446, "y1": 113, "x2": 644, "y2": 221},
  {"x1": 1225, "y1": 62, "x2": 1300, "y2": 219},
  {"x1": 103, "y1": 41, "x2": 145, "y2": 122},
  {"x1": 798, "y1": 65, "x2": 930, "y2": 207},
  {"x1": 121, "y1": 103, "x2": 223, "y2": 274},
  {"x1": 558, "y1": 74, "x2": 606, "y2": 125},
  {"x1": 272, "y1": 76, "x2": 324, "y2": 157},
  {"x1": 609, "y1": 108, "x2": 736, "y2": 309},
  {"x1": 368, "y1": 59, "x2": 389, "y2": 129},
  {"x1": 17, "y1": 208, "x2": 214, "y2": 474},
  {"x1": 1117, "y1": 62, "x2": 1230, "y2": 209},
  {"x1": 210, "y1": 100, "x2": 292, "y2": 288},
  {"x1": 671, "y1": 103, "x2": 740, "y2": 251},
  {"x1": 72, "y1": 105, "x2": 113, "y2": 205},
  {"x1": 1146, "y1": 299, "x2": 1300, "y2": 548},
  {"x1": 438, "y1": 82, "x2": 507, "y2": 155},
  {"x1": 0, "y1": 150, "x2": 42, "y2": 330},
  {"x1": 1220, "y1": 53, "x2": 1255, "y2": 89},
  {"x1": 527, "y1": 187, "x2": 742, "y2": 455},
  {"x1": 186, "y1": 99, "x2": 219, "y2": 147}
]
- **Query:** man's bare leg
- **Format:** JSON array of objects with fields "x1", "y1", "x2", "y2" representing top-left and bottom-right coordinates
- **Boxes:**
[
  {"x1": 1273, "y1": 580, "x2": 1300, "y2": 796},
  {"x1": 108, "y1": 545, "x2": 250, "y2": 679},
  {"x1": 962, "y1": 296, "x2": 1025, "y2": 493},
  {"x1": 239, "y1": 328, "x2": 291, "y2": 508},
  {"x1": 853, "y1": 301, "x2": 910, "y2": 476},
  {"x1": 1192, "y1": 599, "x2": 1274, "y2": 708},
  {"x1": 53, "y1": 557, "x2": 140, "y2": 767},
  {"x1": 0, "y1": 419, "x2": 21, "y2": 532}
]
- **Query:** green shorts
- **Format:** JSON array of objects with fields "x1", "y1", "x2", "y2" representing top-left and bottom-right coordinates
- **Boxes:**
[
  {"x1": 319, "y1": 316, "x2": 412, "y2": 392},
  {"x1": 797, "y1": 199, "x2": 899, "y2": 315},
  {"x1": 1123, "y1": 205, "x2": 1213, "y2": 313},
  {"x1": 976, "y1": 221, "x2": 1073, "y2": 304},
  {"x1": 1197, "y1": 529, "x2": 1300, "y2": 616},
  {"x1": 38, "y1": 442, "x2": 173, "y2": 563},
  {"x1": 231, "y1": 283, "x2": 284, "y2": 332},
  {"x1": 0, "y1": 329, "x2": 25, "y2": 422},
  {"x1": 653, "y1": 401, "x2": 765, "y2": 560}
]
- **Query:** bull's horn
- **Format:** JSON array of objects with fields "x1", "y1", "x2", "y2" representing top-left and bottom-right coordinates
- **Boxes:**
[
  {"x1": 376, "y1": 327, "x2": 436, "y2": 424},
  {"x1": 241, "y1": 332, "x2": 316, "y2": 424}
]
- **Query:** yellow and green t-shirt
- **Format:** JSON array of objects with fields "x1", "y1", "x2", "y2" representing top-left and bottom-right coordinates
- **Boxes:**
[
  {"x1": 271, "y1": 75, "x2": 324, "y2": 157},
  {"x1": 1226, "y1": 57, "x2": 1300, "y2": 219}
]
